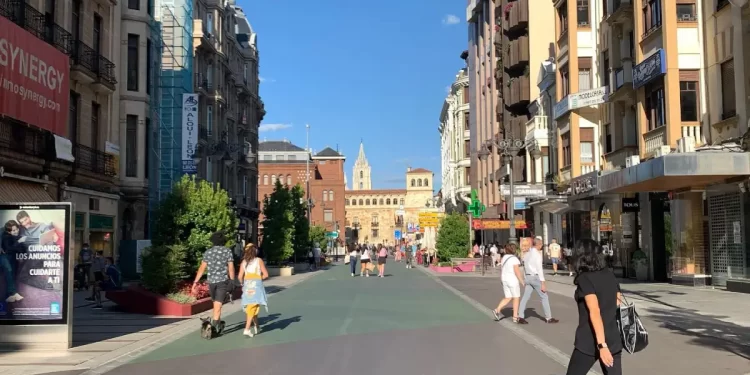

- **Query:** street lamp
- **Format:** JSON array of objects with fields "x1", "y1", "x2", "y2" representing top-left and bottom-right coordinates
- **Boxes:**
[
  {"x1": 305, "y1": 124, "x2": 312, "y2": 230},
  {"x1": 477, "y1": 138, "x2": 536, "y2": 245},
  {"x1": 192, "y1": 131, "x2": 257, "y2": 166}
]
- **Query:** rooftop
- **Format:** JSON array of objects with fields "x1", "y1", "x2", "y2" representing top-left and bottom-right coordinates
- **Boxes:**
[
  {"x1": 407, "y1": 168, "x2": 432, "y2": 174},
  {"x1": 345, "y1": 189, "x2": 407, "y2": 195},
  {"x1": 258, "y1": 140, "x2": 306, "y2": 152},
  {"x1": 315, "y1": 147, "x2": 344, "y2": 158}
]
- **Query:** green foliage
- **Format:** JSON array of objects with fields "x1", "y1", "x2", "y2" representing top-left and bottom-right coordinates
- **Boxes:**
[
  {"x1": 436, "y1": 213, "x2": 470, "y2": 261},
  {"x1": 140, "y1": 244, "x2": 189, "y2": 294},
  {"x1": 166, "y1": 292, "x2": 197, "y2": 304},
  {"x1": 261, "y1": 180, "x2": 294, "y2": 264},
  {"x1": 309, "y1": 225, "x2": 327, "y2": 250},
  {"x1": 150, "y1": 175, "x2": 238, "y2": 274},
  {"x1": 290, "y1": 184, "x2": 310, "y2": 258}
]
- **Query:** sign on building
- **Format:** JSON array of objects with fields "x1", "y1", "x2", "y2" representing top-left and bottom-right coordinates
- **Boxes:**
[{"x1": 181, "y1": 94, "x2": 199, "y2": 174}]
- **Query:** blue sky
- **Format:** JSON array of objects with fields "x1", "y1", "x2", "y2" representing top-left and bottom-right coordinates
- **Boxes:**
[{"x1": 242, "y1": 0, "x2": 467, "y2": 190}]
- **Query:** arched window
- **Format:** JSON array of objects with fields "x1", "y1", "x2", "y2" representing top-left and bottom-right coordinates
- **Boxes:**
[
  {"x1": 360, "y1": 171, "x2": 363, "y2": 178},
  {"x1": 359, "y1": 182, "x2": 363, "y2": 189},
  {"x1": 359, "y1": 199, "x2": 363, "y2": 205},
  {"x1": 418, "y1": 179, "x2": 423, "y2": 187},
  {"x1": 379, "y1": 199, "x2": 384, "y2": 205},
  {"x1": 263, "y1": 175, "x2": 268, "y2": 185},
  {"x1": 329, "y1": 190, "x2": 334, "y2": 200},
  {"x1": 394, "y1": 199, "x2": 398, "y2": 205},
  {"x1": 271, "y1": 175, "x2": 277, "y2": 184},
  {"x1": 323, "y1": 191, "x2": 328, "y2": 201},
  {"x1": 386, "y1": 198, "x2": 391, "y2": 205},
  {"x1": 411, "y1": 179, "x2": 415, "y2": 187},
  {"x1": 366, "y1": 199, "x2": 371, "y2": 205},
  {"x1": 287, "y1": 175, "x2": 292, "y2": 185},
  {"x1": 399, "y1": 198, "x2": 404, "y2": 205},
  {"x1": 424, "y1": 178, "x2": 429, "y2": 187},
  {"x1": 352, "y1": 199, "x2": 357, "y2": 205},
  {"x1": 345, "y1": 199, "x2": 350, "y2": 205}
]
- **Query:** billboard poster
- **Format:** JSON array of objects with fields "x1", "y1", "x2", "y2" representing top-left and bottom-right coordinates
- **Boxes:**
[
  {"x1": 0, "y1": 15, "x2": 70, "y2": 136},
  {"x1": 181, "y1": 93, "x2": 199, "y2": 174},
  {"x1": 0, "y1": 203, "x2": 71, "y2": 324}
]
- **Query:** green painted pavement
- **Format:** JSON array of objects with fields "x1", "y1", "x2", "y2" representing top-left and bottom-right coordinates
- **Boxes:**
[{"x1": 133, "y1": 263, "x2": 487, "y2": 363}]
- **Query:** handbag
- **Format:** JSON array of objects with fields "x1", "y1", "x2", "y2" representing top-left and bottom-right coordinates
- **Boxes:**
[
  {"x1": 617, "y1": 295, "x2": 649, "y2": 354},
  {"x1": 344, "y1": 254, "x2": 350, "y2": 264}
]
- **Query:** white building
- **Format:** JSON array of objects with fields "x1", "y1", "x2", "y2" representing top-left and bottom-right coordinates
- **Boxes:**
[{"x1": 439, "y1": 67, "x2": 471, "y2": 211}]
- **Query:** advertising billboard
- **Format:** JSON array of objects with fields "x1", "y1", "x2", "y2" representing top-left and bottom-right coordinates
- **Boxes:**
[
  {"x1": 0, "y1": 203, "x2": 71, "y2": 324},
  {"x1": 182, "y1": 93, "x2": 199, "y2": 174},
  {"x1": 0, "y1": 16, "x2": 70, "y2": 136}
]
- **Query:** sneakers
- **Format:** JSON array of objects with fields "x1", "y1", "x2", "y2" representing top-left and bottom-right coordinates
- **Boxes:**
[
  {"x1": 351, "y1": 273, "x2": 355, "y2": 277},
  {"x1": 5, "y1": 293, "x2": 23, "y2": 303},
  {"x1": 491, "y1": 309, "x2": 501, "y2": 321},
  {"x1": 243, "y1": 329, "x2": 254, "y2": 337},
  {"x1": 253, "y1": 325, "x2": 259, "y2": 335},
  {"x1": 514, "y1": 317, "x2": 529, "y2": 324},
  {"x1": 545, "y1": 318, "x2": 560, "y2": 324}
]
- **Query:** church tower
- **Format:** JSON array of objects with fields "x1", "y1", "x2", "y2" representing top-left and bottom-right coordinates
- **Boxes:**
[{"x1": 352, "y1": 141, "x2": 372, "y2": 190}]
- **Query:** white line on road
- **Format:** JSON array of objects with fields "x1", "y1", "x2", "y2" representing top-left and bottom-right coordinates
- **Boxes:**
[{"x1": 418, "y1": 267, "x2": 601, "y2": 375}]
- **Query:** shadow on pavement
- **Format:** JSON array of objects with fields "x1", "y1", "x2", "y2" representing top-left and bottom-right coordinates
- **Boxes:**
[
  {"x1": 266, "y1": 285, "x2": 286, "y2": 295},
  {"x1": 223, "y1": 313, "x2": 283, "y2": 335},
  {"x1": 643, "y1": 307, "x2": 750, "y2": 360},
  {"x1": 262, "y1": 315, "x2": 301, "y2": 332},
  {"x1": 619, "y1": 289, "x2": 687, "y2": 309}
]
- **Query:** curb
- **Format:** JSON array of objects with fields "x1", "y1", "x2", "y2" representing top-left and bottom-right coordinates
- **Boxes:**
[
  {"x1": 414, "y1": 265, "x2": 601, "y2": 375},
  {"x1": 76, "y1": 270, "x2": 321, "y2": 375}
]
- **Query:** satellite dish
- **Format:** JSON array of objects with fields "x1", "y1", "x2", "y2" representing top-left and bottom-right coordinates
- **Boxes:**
[{"x1": 729, "y1": 0, "x2": 748, "y2": 7}]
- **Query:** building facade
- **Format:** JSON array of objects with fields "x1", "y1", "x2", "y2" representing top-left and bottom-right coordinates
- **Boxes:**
[
  {"x1": 0, "y1": 0, "x2": 120, "y2": 257},
  {"x1": 191, "y1": 2, "x2": 263, "y2": 242},
  {"x1": 439, "y1": 66, "x2": 471, "y2": 212},
  {"x1": 257, "y1": 141, "x2": 346, "y2": 241}
]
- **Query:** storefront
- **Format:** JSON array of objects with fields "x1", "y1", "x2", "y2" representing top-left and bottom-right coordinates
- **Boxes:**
[{"x1": 63, "y1": 186, "x2": 119, "y2": 258}]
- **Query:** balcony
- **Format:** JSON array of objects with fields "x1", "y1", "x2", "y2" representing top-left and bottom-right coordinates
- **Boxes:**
[
  {"x1": 609, "y1": 60, "x2": 634, "y2": 102},
  {"x1": 0, "y1": 0, "x2": 75, "y2": 57},
  {"x1": 198, "y1": 125, "x2": 209, "y2": 143},
  {"x1": 604, "y1": 146, "x2": 638, "y2": 170},
  {"x1": 643, "y1": 126, "x2": 667, "y2": 158},
  {"x1": 607, "y1": 0, "x2": 633, "y2": 25},
  {"x1": 507, "y1": 0, "x2": 529, "y2": 31},
  {"x1": 371, "y1": 222, "x2": 379, "y2": 227},
  {"x1": 71, "y1": 41, "x2": 117, "y2": 91},
  {"x1": 509, "y1": 76, "x2": 530, "y2": 106},
  {"x1": 0, "y1": 118, "x2": 50, "y2": 161},
  {"x1": 508, "y1": 36, "x2": 530, "y2": 68},
  {"x1": 525, "y1": 116, "x2": 549, "y2": 148},
  {"x1": 73, "y1": 144, "x2": 116, "y2": 177},
  {"x1": 193, "y1": 19, "x2": 218, "y2": 52},
  {"x1": 195, "y1": 73, "x2": 210, "y2": 93}
]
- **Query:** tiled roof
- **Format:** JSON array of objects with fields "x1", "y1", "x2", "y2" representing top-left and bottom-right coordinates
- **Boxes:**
[
  {"x1": 407, "y1": 168, "x2": 432, "y2": 174},
  {"x1": 315, "y1": 147, "x2": 342, "y2": 157},
  {"x1": 258, "y1": 140, "x2": 305, "y2": 152},
  {"x1": 345, "y1": 189, "x2": 407, "y2": 195}
]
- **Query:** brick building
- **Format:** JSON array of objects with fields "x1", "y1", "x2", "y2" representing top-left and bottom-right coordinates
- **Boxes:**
[{"x1": 257, "y1": 140, "x2": 346, "y2": 240}]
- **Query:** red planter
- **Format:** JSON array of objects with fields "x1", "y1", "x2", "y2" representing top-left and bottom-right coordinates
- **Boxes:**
[
  {"x1": 106, "y1": 285, "x2": 242, "y2": 317},
  {"x1": 429, "y1": 265, "x2": 454, "y2": 273}
]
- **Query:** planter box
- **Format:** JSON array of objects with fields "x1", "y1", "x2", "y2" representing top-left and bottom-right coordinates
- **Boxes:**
[
  {"x1": 293, "y1": 263, "x2": 309, "y2": 272},
  {"x1": 455, "y1": 262, "x2": 477, "y2": 272},
  {"x1": 106, "y1": 285, "x2": 241, "y2": 317},
  {"x1": 267, "y1": 266, "x2": 294, "y2": 277},
  {"x1": 429, "y1": 265, "x2": 453, "y2": 273}
]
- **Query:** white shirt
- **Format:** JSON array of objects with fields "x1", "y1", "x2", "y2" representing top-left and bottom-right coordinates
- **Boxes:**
[
  {"x1": 360, "y1": 249, "x2": 371, "y2": 260},
  {"x1": 500, "y1": 254, "x2": 521, "y2": 285},
  {"x1": 490, "y1": 245, "x2": 498, "y2": 254},
  {"x1": 523, "y1": 247, "x2": 546, "y2": 281},
  {"x1": 313, "y1": 247, "x2": 321, "y2": 257}
]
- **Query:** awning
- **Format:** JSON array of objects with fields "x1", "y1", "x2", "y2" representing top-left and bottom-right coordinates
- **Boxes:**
[
  {"x1": 0, "y1": 178, "x2": 54, "y2": 202},
  {"x1": 599, "y1": 152, "x2": 750, "y2": 194},
  {"x1": 528, "y1": 196, "x2": 570, "y2": 214}
]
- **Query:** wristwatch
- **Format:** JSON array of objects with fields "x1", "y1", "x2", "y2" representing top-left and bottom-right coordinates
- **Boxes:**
[{"x1": 597, "y1": 343, "x2": 608, "y2": 349}]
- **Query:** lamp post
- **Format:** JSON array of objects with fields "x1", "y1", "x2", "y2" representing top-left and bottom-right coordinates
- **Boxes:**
[
  {"x1": 306, "y1": 124, "x2": 312, "y2": 230},
  {"x1": 477, "y1": 138, "x2": 536, "y2": 245}
]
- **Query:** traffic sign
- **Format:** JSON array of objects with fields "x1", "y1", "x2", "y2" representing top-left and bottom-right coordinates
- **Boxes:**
[
  {"x1": 326, "y1": 231, "x2": 338, "y2": 238},
  {"x1": 394, "y1": 230, "x2": 402, "y2": 239}
]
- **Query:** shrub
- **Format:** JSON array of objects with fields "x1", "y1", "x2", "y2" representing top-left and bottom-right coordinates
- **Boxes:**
[
  {"x1": 436, "y1": 213, "x2": 470, "y2": 261},
  {"x1": 175, "y1": 280, "x2": 210, "y2": 300},
  {"x1": 140, "y1": 244, "x2": 189, "y2": 295},
  {"x1": 166, "y1": 293, "x2": 197, "y2": 304}
]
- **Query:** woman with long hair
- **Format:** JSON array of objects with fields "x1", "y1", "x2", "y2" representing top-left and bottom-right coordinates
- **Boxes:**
[
  {"x1": 377, "y1": 243, "x2": 387, "y2": 277},
  {"x1": 566, "y1": 239, "x2": 623, "y2": 375},
  {"x1": 238, "y1": 243, "x2": 269, "y2": 337},
  {"x1": 491, "y1": 243, "x2": 526, "y2": 323}
]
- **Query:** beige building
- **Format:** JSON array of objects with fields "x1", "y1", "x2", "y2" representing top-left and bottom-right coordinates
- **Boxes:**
[
  {"x1": 345, "y1": 144, "x2": 435, "y2": 245},
  {"x1": 439, "y1": 66, "x2": 471, "y2": 211}
]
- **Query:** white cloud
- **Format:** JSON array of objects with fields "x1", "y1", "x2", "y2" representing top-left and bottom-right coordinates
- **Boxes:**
[
  {"x1": 442, "y1": 14, "x2": 461, "y2": 25},
  {"x1": 259, "y1": 76, "x2": 276, "y2": 83},
  {"x1": 259, "y1": 123, "x2": 292, "y2": 132}
]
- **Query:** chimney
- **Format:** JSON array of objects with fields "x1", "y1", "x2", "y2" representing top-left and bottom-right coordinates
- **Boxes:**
[{"x1": 407, "y1": 167, "x2": 412, "y2": 172}]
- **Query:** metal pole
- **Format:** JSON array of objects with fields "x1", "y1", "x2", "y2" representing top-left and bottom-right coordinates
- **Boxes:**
[
  {"x1": 306, "y1": 124, "x2": 311, "y2": 229},
  {"x1": 507, "y1": 153, "x2": 517, "y2": 245}
]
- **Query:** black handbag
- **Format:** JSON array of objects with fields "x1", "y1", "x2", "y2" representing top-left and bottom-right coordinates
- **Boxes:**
[{"x1": 617, "y1": 295, "x2": 649, "y2": 354}]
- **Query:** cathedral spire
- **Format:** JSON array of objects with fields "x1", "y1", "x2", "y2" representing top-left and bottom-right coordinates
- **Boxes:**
[{"x1": 356, "y1": 141, "x2": 367, "y2": 164}]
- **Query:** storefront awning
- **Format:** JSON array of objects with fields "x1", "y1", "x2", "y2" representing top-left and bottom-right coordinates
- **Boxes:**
[
  {"x1": 599, "y1": 152, "x2": 750, "y2": 193},
  {"x1": 528, "y1": 196, "x2": 570, "y2": 214},
  {"x1": 0, "y1": 178, "x2": 54, "y2": 202}
]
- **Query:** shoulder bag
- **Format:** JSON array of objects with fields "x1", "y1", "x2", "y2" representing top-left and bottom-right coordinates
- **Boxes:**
[{"x1": 617, "y1": 294, "x2": 649, "y2": 354}]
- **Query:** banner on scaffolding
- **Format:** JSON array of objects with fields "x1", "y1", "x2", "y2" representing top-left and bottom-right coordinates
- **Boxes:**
[{"x1": 182, "y1": 93, "x2": 199, "y2": 174}]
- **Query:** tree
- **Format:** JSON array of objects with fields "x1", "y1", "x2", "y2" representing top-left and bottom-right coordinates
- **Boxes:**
[
  {"x1": 151, "y1": 175, "x2": 237, "y2": 274},
  {"x1": 309, "y1": 225, "x2": 327, "y2": 250},
  {"x1": 290, "y1": 184, "x2": 310, "y2": 259},
  {"x1": 436, "y1": 213, "x2": 470, "y2": 261},
  {"x1": 261, "y1": 180, "x2": 294, "y2": 265},
  {"x1": 140, "y1": 244, "x2": 189, "y2": 294}
]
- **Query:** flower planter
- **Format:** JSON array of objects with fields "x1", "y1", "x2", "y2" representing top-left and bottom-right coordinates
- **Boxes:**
[
  {"x1": 267, "y1": 266, "x2": 294, "y2": 277},
  {"x1": 105, "y1": 285, "x2": 242, "y2": 317},
  {"x1": 429, "y1": 265, "x2": 453, "y2": 273},
  {"x1": 454, "y1": 262, "x2": 477, "y2": 272}
]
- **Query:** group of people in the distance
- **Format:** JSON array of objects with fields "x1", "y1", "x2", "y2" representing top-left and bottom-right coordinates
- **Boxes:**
[
  {"x1": 491, "y1": 237, "x2": 625, "y2": 375},
  {"x1": 346, "y1": 241, "x2": 434, "y2": 277}
]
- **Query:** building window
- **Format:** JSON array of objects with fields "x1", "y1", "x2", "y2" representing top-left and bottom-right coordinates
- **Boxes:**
[
  {"x1": 558, "y1": 2, "x2": 568, "y2": 35},
  {"x1": 146, "y1": 38, "x2": 152, "y2": 95},
  {"x1": 560, "y1": 66, "x2": 570, "y2": 97},
  {"x1": 418, "y1": 179, "x2": 423, "y2": 187},
  {"x1": 206, "y1": 12, "x2": 213, "y2": 34},
  {"x1": 359, "y1": 171, "x2": 363, "y2": 178},
  {"x1": 286, "y1": 175, "x2": 292, "y2": 185},
  {"x1": 275, "y1": 155, "x2": 283, "y2": 161},
  {"x1": 329, "y1": 190, "x2": 334, "y2": 200},
  {"x1": 271, "y1": 174, "x2": 277, "y2": 184},
  {"x1": 288, "y1": 155, "x2": 296, "y2": 161},
  {"x1": 345, "y1": 199, "x2": 350, "y2": 205},
  {"x1": 371, "y1": 229, "x2": 379, "y2": 238},
  {"x1": 578, "y1": 68, "x2": 591, "y2": 91},
  {"x1": 399, "y1": 198, "x2": 405, "y2": 205},
  {"x1": 378, "y1": 198, "x2": 383, "y2": 205},
  {"x1": 125, "y1": 115, "x2": 138, "y2": 177},
  {"x1": 127, "y1": 34, "x2": 139, "y2": 91},
  {"x1": 93, "y1": 13, "x2": 101, "y2": 52},
  {"x1": 128, "y1": 0, "x2": 139, "y2": 10},
  {"x1": 602, "y1": 52, "x2": 610, "y2": 88},
  {"x1": 372, "y1": 215, "x2": 379, "y2": 224},
  {"x1": 464, "y1": 112, "x2": 470, "y2": 130},
  {"x1": 580, "y1": 142, "x2": 594, "y2": 163},
  {"x1": 676, "y1": 2, "x2": 696, "y2": 22},
  {"x1": 561, "y1": 133, "x2": 571, "y2": 166},
  {"x1": 604, "y1": 124, "x2": 613, "y2": 153},
  {"x1": 542, "y1": 155, "x2": 550, "y2": 178},
  {"x1": 679, "y1": 80, "x2": 698, "y2": 122},
  {"x1": 642, "y1": 0, "x2": 662, "y2": 36},
  {"x1": 645, "y1": 80, "x2": 666, "y2": 130},
  {"x1": 243, "y1": 175, "x2": 248, "y2": 196},
  {"x1": 71, "y1": 0, "x2": 80, "y2": 41},
  {"x1": 577, "y1": 0, "x2": 589, "y2": 26},
  {"x1": 411, "y1": 179, "x2": 416, "y2": 187},
  {"x1": 359, "y1": 182, "x2": 363, "y2": 189},
  {"x1": 323, "y1": 191, "x2": 328, "y2": 201},
  {"x1": 324, "y1": 209, "x2": 333, "y2": 223},
  {"x1": 386, "y1": 198, "x2": 391, "y2": 205},
  {"x1": 720, "y1": 59, "x2": 736, "y2": 120},
  {"x1": 464, "y1": 140, "x2": 470, "y2": 158},
  {"x1": 91, "y1": 102, "x2": 100, "y2": 150},
  {"x1": 424, "y1": 178, "x2": 429, "y2": 187},
  {"x1": 351, "y1": 199, "x2": 356, "y2": 205},
  {"x1": 358, "y1": 199, "x2": 363, "y2": 205},
  {"x1": 366, "y1": 199, "x2": 370, "y2": 205},
  {"x1": 207, "y1": 105, "x2": 213, "y2": 135},
  {"x1": 263, "y1": 174, "x2": 268, "y2": 185},
  {"x1": 145, "y1": 118, "x2": 150, "y2": 174}
]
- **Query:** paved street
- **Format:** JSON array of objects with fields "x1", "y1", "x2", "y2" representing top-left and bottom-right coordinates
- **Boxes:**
[{"x1": 98, "y1": 263, "x2": 567, "y2": 375}]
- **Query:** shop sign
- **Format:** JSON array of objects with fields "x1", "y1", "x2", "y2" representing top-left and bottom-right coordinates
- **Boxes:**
[
  {"x1": 553, "y1": 86, "x2": 609, "y2": 119},
  {"x1": 622, "y1": 197, "x2": 640, "y2": 212},
  {"x1": 181, "y1": 93, "x2": 199, "y2": 174},
  {"x1": 500, "y1": 184, "x2": 546, "y2": 197},
  {"x1": 633, "y1": 49, "x2": 666, "y2": 89},
  {"x1": 571, "y1": 174, "x2": 597, "y2": 196},
  {"x1": 471, "y1": 219, "x2": 528, "y2": 230}
]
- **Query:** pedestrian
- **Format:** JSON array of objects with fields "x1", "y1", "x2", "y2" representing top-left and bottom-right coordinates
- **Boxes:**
[
  {"x1": 360, "y1": 245, "x2": 372, "y2": 277},
  {"x1": 349, "y1": 245, "x2": 359, "y2": 276},
  {"x1": 517, "y1": 236, "x2": 559, "y2": 324},
  {"x1": 313, "y1": 243, "x2": 322, "y2": 269},
  {"x1": 86, "y1": 251, "x2": 106, "y2": 303},
  {"x1": 191, "y1": 231, "x2": 236, "y2": 331},
  {"x1": 564, "y1": 245, "x2": 574, "y2": 276},
  {"x1": 491, "y1": 242, "x2": 525, "y2": 323},
  {"x1": 549, "y1": 238, "x2": 562, "y2": 275},
  {"x1": 566, "y1": 239, "x2": 623, "y2": 375},
  {"x1": 307, "y1": 247, "x2": 315, "y2": 271},
  {"x1": 377, "y1": 243, "x2": 388, "y2": 277},
  {"x1": 489, "y1": 243, "x2": 499, "y2": 268},
  {"x1": 405, "y1": 242, "x2": 415, "y2": 269},
  {"x1": 238, "y1": 243, "x2": 269, "y2": 337}
]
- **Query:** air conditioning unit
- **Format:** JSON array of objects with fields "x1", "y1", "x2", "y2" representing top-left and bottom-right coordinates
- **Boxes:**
[
  {"x1": 625, "y1": 155, "x2": 640, "y2": 168},
  {"x1": 654, "y1": 145, "x2": 671, "y2": 157},
  {"x1": 677, "y1": 137, "x2": 696, "y2": 153}
]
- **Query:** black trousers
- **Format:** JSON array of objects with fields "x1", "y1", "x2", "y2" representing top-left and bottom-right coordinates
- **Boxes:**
[{"x1": 566, "y1": 348, "x2": 622, "y2": 375}]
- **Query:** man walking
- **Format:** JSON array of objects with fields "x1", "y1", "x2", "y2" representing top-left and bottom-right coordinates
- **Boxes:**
[
  {"x1": 548, "y1": 238, "x2": 562, "y2": 276},
  {"x1": 192, "y1": 231, "x2": 236, "y2": 331},
  {"x1": 518, "y1": 236, "x2": 559, "y2": 324}
]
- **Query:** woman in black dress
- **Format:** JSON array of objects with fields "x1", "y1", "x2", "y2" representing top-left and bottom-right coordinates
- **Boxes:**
[{"x1": 567, "y1": 239, "x2": 623, "y2": 375}]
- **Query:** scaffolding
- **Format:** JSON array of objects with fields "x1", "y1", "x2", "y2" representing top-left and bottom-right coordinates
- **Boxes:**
[{"x1": 148, "y1": 0, "x2": 193, "y2": 236}]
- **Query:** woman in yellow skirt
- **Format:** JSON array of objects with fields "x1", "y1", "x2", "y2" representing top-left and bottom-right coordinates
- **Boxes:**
[{"x1": 238, "y1": 243, "x2": 269, "y2": 337}]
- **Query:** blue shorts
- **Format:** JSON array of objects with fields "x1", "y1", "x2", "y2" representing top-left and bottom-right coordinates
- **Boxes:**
[{"x1": 551, "y1": 257, "x2": 560, "y2": 264}]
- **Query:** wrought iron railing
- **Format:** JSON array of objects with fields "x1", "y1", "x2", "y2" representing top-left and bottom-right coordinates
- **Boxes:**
[
  {"x1": 96, "y1": 54, "x2": 117, "y2": 85},
  {"x1": 73, "y1": 40, "x2": 97, "y2": 74},
  {"x1": 0, "y1": 118, "x2": 49, "y2": 159},
  {"x1": 0, "y1": 0, "x2": 74, "y2": 56},
  {"x1": 73, "y1": 144, "x2": 116, "y2": 177}
]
